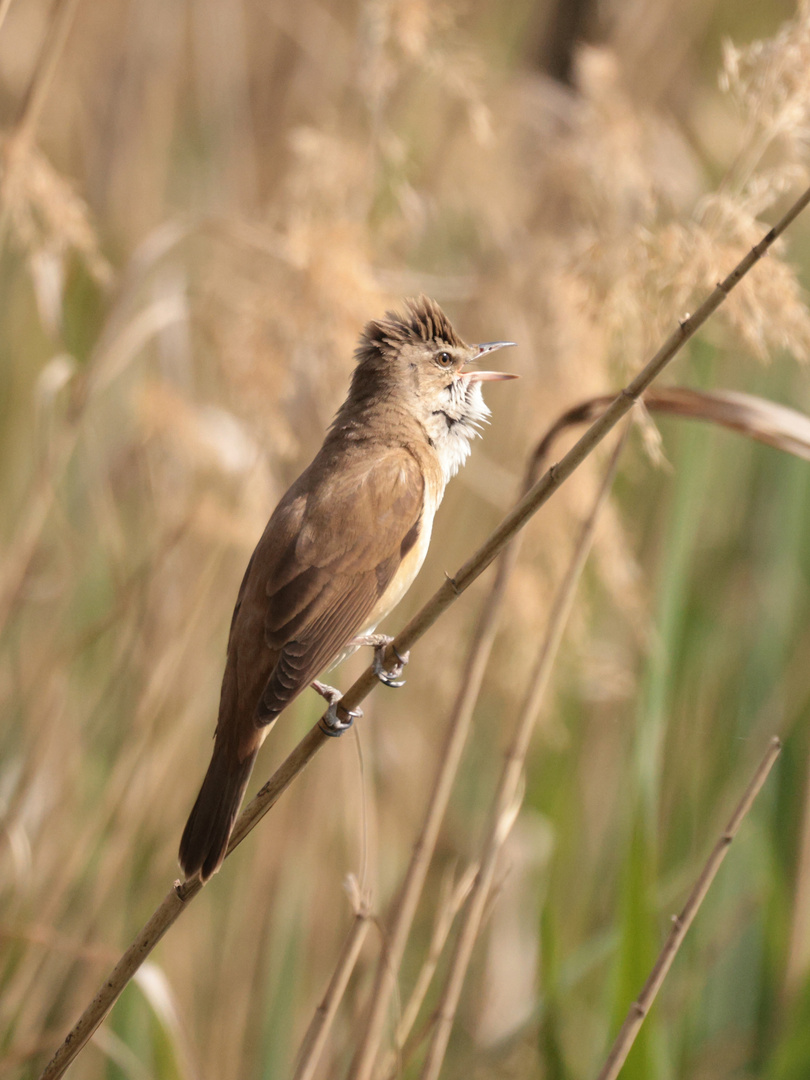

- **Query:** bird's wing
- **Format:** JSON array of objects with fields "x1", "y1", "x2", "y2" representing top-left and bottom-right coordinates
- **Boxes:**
[{"x1": 256, "y1": 446, "x2": 424, "y2": 721}]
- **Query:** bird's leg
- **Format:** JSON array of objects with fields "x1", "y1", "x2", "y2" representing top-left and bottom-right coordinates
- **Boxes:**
[
  {"x1": 311, "y1": 680, "x2": 363, "y2": 736},
  {"x1": 351, "y1": 633, "x2": 411, "y2": 689}
]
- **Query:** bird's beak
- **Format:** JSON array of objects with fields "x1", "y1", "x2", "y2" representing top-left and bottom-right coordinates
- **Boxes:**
[{"x1": 462, "y1": 341, "x2": 519, "y2": 382}]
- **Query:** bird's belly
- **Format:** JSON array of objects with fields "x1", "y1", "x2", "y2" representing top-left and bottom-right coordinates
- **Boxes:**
[{"x1": 358, "y1": 489, "x2": 439, "y2": 637}]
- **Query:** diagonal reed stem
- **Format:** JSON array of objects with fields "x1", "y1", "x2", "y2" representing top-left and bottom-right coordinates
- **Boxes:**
[
  {"x1": 37, "y1": 181, "x2": 810, "y2": 1080},
  {"x1": 595, "y1": 736, "x2": 782, "y2": 1080},
  {"x1": 418, "y1": 425, "x2": 628, "y2": 1080}
]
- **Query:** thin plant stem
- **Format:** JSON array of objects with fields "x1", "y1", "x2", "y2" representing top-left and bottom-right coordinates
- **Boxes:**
[
  {"x1": 37, "y1": 183, "x2": 810, "y2": 1080},
  {"x1": 292, "y1": 910, "x2": 372, "y2": 1080},
  {"x1": 419, "y1": 425, "x2": 629, "y2": 1080},
  {"x1": 0, "y1": 0, "x2": 15, "y2": 39},
  {"x1": 13, "y1": 0, "x2": 81, "y2": 148},
  {"x1": 0, "y1": 0, "x2": 81, "y2": 250},
  {"x1": 381, "y1": 864, "x2": 479, "y2": 1080},
  {"x1": 595, "y1": 735, "x2": 783, "y2": 1080}
]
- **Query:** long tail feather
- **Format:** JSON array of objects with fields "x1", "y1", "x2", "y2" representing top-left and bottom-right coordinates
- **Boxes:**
[{"x1": 178, "y1": 744, "x2": 258, "y2": 882}]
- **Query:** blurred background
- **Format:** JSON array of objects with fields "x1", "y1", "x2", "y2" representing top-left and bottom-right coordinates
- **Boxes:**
[{"x1": 3, "y1": 0, "x2": 810, "y2": 1077}]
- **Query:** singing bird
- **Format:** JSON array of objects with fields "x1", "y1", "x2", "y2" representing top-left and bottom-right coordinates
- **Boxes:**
[{"x1": 179, "y1": 297, "x2": 516, "y2": 881}]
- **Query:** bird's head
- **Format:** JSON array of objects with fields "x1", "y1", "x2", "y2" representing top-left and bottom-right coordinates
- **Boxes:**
[{"x1": 349, "y1": 296, "x2": 517, "y2": 479}]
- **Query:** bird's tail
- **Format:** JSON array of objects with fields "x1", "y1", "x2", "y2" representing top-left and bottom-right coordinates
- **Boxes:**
[{"x1": 178, "y1": 741, "x2": 258, "y2": 882}]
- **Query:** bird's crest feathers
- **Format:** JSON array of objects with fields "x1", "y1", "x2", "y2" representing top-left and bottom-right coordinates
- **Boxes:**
[{"x1": 356, "y1": 296, "x2": 465, "y2": 365}]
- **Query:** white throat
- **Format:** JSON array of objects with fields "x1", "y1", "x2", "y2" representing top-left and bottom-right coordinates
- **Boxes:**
[{"x1": 424, "y1": 377, "x2": 491, "y2": 484}]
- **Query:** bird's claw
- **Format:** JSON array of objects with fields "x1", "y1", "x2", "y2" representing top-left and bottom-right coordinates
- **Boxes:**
[
  {"x1": 312, "y1": 680, "x2": 363, "y2": 736},
  {"x1": 373, "y1": 642, "x2": 410, "y2": 688},
  {"x1": 320, "y1": 698, "x2": 363, "y2": 736}
]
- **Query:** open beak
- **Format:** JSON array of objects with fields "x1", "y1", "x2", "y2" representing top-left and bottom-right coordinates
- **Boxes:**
[{"x1": 462, "y1": 340, "x2": 518, "y2": 382}]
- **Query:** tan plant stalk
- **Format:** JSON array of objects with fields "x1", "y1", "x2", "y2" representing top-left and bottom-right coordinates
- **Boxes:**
[
  {"x1": 388, "y1": 865, "x2": 479, "y2": 1063},
  {"x1": 0, "y1": 0, "x2": 15, "y2": 39},
  {"x1": 419, "y1": 425, "x2": 629, "y2": 1080},
  {"x1": 292, "y1": 861, "x2": 476, "y2": 1080},
  {"x1": 595, "y1": 735, "x2": 783, "y2": 1080},
  {"x1": 292, "y1": 908, "x2": 372, "y2": 1080},
  {"x1": 0, "y1": 0, "x2": 81, "y2": 244},
  {"x1": 11, "y1": 0, "x2": 80, "y2": 148},
  {"x1": 37, "y1": 183, "x2": 810, "y2": 1080}
]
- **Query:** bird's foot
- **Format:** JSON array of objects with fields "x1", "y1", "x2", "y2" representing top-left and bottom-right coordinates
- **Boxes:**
[
  {"x1": 311, "y1": 680, "x2": 363, "y2": 736},
  {"x1": 352, "y1": 633, "x2": 410, "y2": 688}
]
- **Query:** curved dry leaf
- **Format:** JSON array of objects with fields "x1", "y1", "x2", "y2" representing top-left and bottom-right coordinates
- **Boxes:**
[
  {"x1": 539, "y1": 386, "x2": 810, "y2": 464},
  {"x1": 646, "y1": 386, "x2": 810, "y2": 461}
]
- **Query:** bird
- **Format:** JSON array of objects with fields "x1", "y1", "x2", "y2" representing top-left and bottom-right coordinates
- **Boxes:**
[{"x1": 179, "y1": 296, "x2": 516, "y2": 881}]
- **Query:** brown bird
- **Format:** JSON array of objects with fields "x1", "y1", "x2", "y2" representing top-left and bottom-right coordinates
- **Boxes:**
[{"x1": 179, "y1": 297, "x2": 516, "y2": 881}]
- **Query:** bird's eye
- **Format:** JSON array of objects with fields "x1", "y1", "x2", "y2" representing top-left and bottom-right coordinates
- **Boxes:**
[{"x1": 437, "y1": 351, "x2": 453, "y2": 367}]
